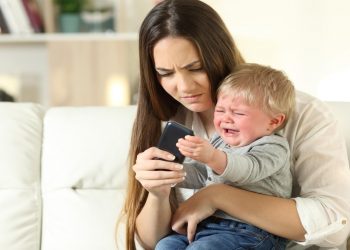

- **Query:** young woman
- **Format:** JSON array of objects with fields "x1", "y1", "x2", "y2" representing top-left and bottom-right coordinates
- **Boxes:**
[{"x1": 120, "y1": 0, "x2": 350, "y2": 249}]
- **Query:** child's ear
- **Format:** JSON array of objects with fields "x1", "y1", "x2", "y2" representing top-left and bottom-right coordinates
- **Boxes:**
[{"x1": 269, "y1": 113, "x2": 285, "y2": 130}]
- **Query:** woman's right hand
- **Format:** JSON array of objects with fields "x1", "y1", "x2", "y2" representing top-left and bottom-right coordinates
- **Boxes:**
[{"x1": 133, "y1": 147, "x2": 186, "y2": 197}]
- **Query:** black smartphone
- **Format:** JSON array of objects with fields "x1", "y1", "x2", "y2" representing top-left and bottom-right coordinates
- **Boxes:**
[{"x1": 157, "y1": 121, "x2": 194, "y2": 163}]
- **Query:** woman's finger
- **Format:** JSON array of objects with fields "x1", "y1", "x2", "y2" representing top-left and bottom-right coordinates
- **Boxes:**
[
  {"x1": 137, "y1": 147, "x2": 176, "y2": 162},
  {"x1": 133, "y1": 159, "x2": 183, "y2": 171},
  {"x1": 171, "y1": 217, "x2": 187, "y2": 235},
  {"x1": 139, "y1": 176, "x2": 185, "y2": 190},
  {"x1": 134, "y1": 169, "x2": 185, "y2": 181},
  {"x1": 186, "y1": 220, "x2": 198, "y2": 243}
]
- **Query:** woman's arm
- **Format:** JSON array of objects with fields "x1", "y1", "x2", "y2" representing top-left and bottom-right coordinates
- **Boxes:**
[
  {"x1": 136, "y1": 192, "x2": 173, "y2": 249},
  {"x1": 172, "y1": 184, "x2": 305, "y2": 242},
  {"x1": 133, "y1": 147, "x2": 186, "y2": 249},
  {"x1": 283, "y1": 94, "x2": 350, "y2": 246},
  {"x1": 212, "y1": 186, "x2": 305, "y2": 240}
]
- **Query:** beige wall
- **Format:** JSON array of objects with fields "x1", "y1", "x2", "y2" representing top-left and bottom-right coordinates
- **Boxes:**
[
  {"x1": 1, "y1": 0, "x2": 349, "y2": 105},
  {"x1": 203, "y1": 0, "x2": 350, "y2": 101}
]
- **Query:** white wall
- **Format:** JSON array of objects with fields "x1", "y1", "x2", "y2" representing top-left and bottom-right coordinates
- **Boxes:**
[{"x1": 203, "y1": 0, "x2": 350, "y2": 101}]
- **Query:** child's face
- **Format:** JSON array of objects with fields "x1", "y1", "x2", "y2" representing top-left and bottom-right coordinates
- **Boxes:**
[{"x1": 214, "y1": 94, "x2": 275, "y2": 147}]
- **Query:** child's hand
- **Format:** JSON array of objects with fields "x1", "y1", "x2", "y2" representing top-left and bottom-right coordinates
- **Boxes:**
[{"x1": 176, "y1": 135, "x2": 215, "y2": 164}]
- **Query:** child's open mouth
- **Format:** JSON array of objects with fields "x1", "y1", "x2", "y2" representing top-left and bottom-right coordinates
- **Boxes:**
[{"x1": 224, "y1": 128, "x2": 239, "y2": 134}]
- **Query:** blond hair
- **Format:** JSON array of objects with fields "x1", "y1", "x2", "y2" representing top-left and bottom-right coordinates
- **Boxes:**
[{"x1": 218, "y1": 63, "x2": 295, "y2": 130}]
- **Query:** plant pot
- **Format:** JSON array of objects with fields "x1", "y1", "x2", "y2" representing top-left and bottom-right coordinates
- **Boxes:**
[
  {"x1": 58, "y1": 13, "x2": 81, "y2": 33},
  {"x1": 80, "y1": 10, "x2": 115, "y2": 33}
]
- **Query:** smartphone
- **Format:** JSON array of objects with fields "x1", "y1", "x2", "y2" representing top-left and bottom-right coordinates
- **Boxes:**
[{"x1": 157, "y1": 121, "x2": 194, "y2": 163}]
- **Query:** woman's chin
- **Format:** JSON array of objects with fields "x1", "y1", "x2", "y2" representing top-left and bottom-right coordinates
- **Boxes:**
[{"x1": 183, "y1": 102, "x2": 212, "y2": 113}]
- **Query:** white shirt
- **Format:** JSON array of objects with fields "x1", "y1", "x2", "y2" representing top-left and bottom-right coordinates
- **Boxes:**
[
  {"x1": 282, "y1": 91, "x2": 350, "y2": 248},
  {"x1": 173, "y1": 91, "x2": 350, "y2": 248}
]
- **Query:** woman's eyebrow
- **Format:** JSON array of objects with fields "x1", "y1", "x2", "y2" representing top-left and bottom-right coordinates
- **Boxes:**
[
  {"x1": 155, "y1": 60, "x2": 201, "y2": 71},
  {"x1": 182, "y1": 60, "x2": 201, "y2": 69}
]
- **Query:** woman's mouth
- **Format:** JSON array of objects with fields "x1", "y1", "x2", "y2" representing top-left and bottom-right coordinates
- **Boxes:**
[{"x1": 181, "y1": 94, "x2": 202, "y2": 103}]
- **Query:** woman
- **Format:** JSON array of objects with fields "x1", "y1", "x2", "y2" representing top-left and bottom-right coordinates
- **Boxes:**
[{"x1": 120, "y1": 0, "x2": 350, "y2": 249}]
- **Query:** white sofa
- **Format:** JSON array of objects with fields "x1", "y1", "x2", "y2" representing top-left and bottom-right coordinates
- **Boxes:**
[{"x1": 0, "y1": 102, "x2": 349, "y2": 250}]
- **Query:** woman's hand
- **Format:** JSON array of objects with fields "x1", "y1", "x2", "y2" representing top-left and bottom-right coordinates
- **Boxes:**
[
  {"x1": 133, "y1": 146, "x2": 186, "y2": 197},
  {"x1": 171, "y1": 185, "x2": 217, "y2": 243},
  {"x1": 134, "y1": 147, "x2": 186, "y2": 249}
]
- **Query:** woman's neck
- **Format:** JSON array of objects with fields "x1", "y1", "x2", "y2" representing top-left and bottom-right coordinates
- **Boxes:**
[{"x1": 198, "y1": 107, "x2": 215, "y2": 138}]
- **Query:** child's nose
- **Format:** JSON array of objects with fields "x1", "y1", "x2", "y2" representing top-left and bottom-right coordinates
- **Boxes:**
[{"x1": 223, "y1": 113, "x2": 233, "y2": 122}]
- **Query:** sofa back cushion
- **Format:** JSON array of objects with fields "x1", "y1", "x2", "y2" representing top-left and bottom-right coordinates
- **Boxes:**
[
  {"x1": 41, "y1": 106, "x2": 136, "y2": 250},
  {"x1": 0, "y1": 103, "x2": 44, "y2": 250}
]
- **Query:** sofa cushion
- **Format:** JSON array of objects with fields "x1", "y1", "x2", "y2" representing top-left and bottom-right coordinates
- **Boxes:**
[
  {"x1": 0, "y1": 103, "x2": 44, "y2": 250},
  {"x1": 41, "y1": 106, "x2": 136, "y2": 250}
]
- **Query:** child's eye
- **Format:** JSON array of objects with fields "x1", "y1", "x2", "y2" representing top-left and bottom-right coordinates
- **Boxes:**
[{"x1": 234, "y1": 112, "x2": 245, "y2": 116}]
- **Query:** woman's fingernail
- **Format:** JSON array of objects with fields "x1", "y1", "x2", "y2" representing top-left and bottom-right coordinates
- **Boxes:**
[
  {"x1": 167, "y1": 154, "x2": 175, "y2": 160},
  {"x1": 175, "y1": 164, "x2": 183, "y2": 170}
]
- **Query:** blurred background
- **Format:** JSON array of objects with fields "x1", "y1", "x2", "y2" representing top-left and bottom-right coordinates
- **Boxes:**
[{"x1": 0, "y1": 0, "x2": 349, "y2": 107}]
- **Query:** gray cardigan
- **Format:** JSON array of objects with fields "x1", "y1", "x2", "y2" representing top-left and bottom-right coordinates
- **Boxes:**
[{"x1": 177, "y1": 133, "x2": 292, "y2": 220}]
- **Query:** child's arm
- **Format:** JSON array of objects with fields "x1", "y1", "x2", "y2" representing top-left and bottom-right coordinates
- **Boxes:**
[{"x1": 177, "y1": 135, "x2": 227, "y2": 174}]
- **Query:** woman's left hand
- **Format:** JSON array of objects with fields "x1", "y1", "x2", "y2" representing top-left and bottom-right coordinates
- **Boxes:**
[{"x1": 171, "y1": 185, "x2": 217, "y2": 243}]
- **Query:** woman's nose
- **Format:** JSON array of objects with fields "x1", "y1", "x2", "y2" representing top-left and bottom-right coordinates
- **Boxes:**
[{"x1": 176, "y1": 73, "x2": 194, "y2": 92}]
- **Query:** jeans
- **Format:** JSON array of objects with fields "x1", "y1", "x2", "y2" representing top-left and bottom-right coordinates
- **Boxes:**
[{"x1": 155, "y1": 217, "x2": 287, "y2": 250}]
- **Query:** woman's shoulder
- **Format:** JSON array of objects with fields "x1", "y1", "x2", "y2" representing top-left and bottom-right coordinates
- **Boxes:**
[
  {"x1": 281, "y1": 90, "x2": 337, "y2": 142},
  {"x1": 278, "y1": 91, "x2": 338, "y2": 148},
  {"x1": 294, "y1": 90, "x2": 335, "y2": 121},
  {"x1": 296, "y1": 90, "x2": 329, "y2": 109}
]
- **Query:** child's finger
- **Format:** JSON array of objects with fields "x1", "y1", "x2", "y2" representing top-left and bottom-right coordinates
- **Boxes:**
[{"x1": 184, "y1": 135, "x2": 202, "y2": 143}]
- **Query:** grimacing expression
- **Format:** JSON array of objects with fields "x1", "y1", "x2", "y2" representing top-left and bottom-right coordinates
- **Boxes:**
[
  {"x1": 153, "y1": 37, "x2": 213, "y2": 113},
  {"x1": 214, "y1": 94, "x2": 278, "y2": 147}
]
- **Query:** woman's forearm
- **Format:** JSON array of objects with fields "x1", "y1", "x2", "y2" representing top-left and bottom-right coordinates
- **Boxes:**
[
  {"x1": 209, "y1": 184, "x2": 306, "y2": 241},
  {"x1": 136, "y1": 193, "x2": 172, "y2": 249}
]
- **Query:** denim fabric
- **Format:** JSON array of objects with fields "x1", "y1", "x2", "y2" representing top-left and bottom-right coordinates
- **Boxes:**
[{"x1": 155, "y1": 217, "x2": 287, "y2": 250}]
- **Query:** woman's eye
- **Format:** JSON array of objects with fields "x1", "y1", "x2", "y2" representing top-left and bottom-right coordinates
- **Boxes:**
[
  {"x1": 157, "y1": 71, "x2": 172, "y2": 77},
  {"x1": 190, "y1": 67, "x2": 203, "y2": 72}
]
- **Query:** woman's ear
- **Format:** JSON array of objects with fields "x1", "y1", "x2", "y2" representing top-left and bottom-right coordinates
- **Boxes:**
[{"x1": 269, "y1": 113, "x2": 286, "y2": 130}]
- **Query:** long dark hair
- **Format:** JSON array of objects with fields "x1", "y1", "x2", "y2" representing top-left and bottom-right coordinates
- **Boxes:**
[{"x1": 120, "y1": 1, "x2": 245, "y2": 249}]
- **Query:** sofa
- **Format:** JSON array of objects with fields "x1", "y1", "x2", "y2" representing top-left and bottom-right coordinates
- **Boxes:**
[{"x1": 0, "y1": 102, "x2": 349, "y2": 250}]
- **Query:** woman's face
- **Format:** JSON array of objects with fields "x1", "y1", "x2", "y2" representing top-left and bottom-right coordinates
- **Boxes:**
[{"x1": 153, "y1": 37, "x2": 213, "y2": 113}]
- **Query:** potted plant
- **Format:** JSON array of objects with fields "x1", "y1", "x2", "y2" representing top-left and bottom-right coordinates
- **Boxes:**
[{"x1": 55, "y1": 0, "x2": 87, "y2": 33}]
